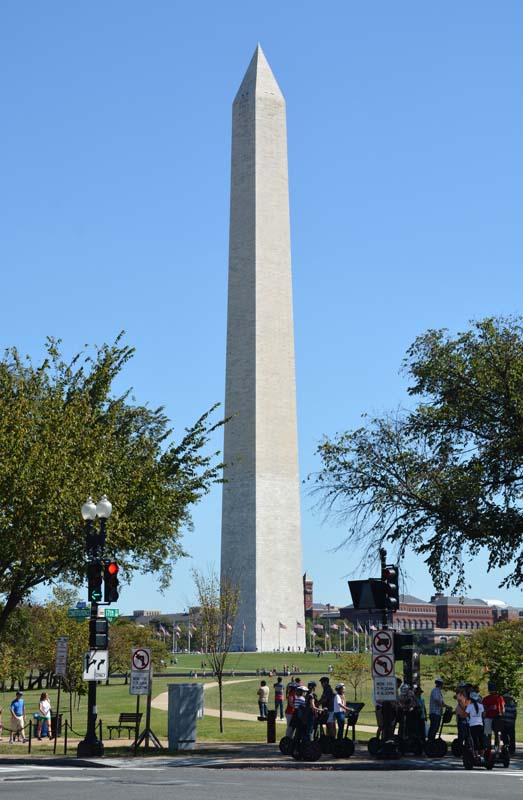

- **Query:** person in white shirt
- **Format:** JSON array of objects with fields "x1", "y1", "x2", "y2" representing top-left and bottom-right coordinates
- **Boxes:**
[
  {"x1": 36, "y1": 692, "x2": 52, "y2": 740},
  {"x1": 464, "y1": 691, "x2": 485, "y2": 753},
  {"x1": 333, "y1": 683, "x2": 348, "y2": 740}
]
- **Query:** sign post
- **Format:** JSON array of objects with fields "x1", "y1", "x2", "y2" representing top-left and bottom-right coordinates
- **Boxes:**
[
  {"x1": 130, "y1": 647, "x2": 161, "y2": 751},
  {"x1": 372, "y1": 629, "x2": 397, "y2": 702}
]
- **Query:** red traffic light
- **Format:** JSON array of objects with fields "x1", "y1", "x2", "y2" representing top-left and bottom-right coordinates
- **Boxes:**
[{"x1": 107, "y1": 562, "x2": 119, "y2": 575}]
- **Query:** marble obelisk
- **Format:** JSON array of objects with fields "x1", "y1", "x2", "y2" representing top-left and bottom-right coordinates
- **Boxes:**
[{"x1": 221, "y1": 45, "x2": 305, "y2": 652}]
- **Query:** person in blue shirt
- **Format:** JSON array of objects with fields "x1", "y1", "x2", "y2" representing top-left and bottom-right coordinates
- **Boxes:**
[{"x1": 9, "y1": 691, "x2": 26, "y2": 744}]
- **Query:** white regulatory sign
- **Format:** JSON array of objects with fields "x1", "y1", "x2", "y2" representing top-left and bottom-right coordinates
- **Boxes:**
[
  {"x1": 131, "y1": 647, "x2": 151, "y2": 672},
  {"x1": 83, "y1": 650, "x2": 109, "y2": 681},
  {"x1": 374, "y1": 675, "x2": 398, "y2": 702},
  {"x1": 372, "y1": 629, "x2": 393, "y2": 655},
  {"x1": 55, "y1": 636, "x2": 68, "y2": 678},
  {"x1": 130, "y1": 671, "x2": 151, "y2": 696}
]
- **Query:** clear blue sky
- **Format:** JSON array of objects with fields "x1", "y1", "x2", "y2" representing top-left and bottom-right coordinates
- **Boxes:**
[{"x1": 2, "y1": 2, "x2": 523, "y2": 613}]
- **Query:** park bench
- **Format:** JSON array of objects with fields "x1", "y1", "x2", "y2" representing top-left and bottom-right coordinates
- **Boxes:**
[{"x1": 107, "y1": 712, "x2": 143, "y2": 740}]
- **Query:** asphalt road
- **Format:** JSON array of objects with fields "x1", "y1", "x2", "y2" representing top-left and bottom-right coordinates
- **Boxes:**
[{"x1": 1, "y1": 764, "x2": 523, "y2": 800}]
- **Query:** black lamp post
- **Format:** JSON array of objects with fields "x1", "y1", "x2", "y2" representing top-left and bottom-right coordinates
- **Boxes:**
[{"x1": 77, "y1": 495, "x2": 112, "y2": 758}]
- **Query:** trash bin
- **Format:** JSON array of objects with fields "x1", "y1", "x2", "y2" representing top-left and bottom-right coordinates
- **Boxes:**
[
  {"x1": 167, "y1": 683, "x2": 204, "y2": 751},
  {"x1": 50, "y1": 714, "x2": 62, "y2": 738}
]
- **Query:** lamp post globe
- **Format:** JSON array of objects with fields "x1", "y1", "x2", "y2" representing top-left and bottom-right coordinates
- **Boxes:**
[
  {"x1": 81, "y1": 497, "x2": 97, "y2": 521},
  {"x1": 96, "y1": 495, "x2": 112, "y2": 519}
]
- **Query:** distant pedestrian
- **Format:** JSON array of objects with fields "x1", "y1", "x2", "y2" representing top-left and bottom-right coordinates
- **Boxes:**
[
  {"x1": 9, "y1": 691, "x2": 26, "y2": 744},
  {"x1": 502, "y1": 693, "x2": 517, "y2": 754},
  {"x1": 257, "y1": 680, "x2": 269, "y2": 720},
  {"x1": 274, "y1": 676, "x2": 285, "y2": 720},
  {"x1": 482, "y1": 682, "x2": 505, "y2": 745},
  {"x1": 428, "y1": 678, "x2": 444, "y2": 740},
  {"x1": 319, "y1": 676, "x2": 335, "y2": 737},
  {"x1": 285, "y1": 681, "x2": 296, "y2": 736},
  {"x1": 36, "y1": 692, "x2": 52, "y2": 740},
  {"x1": 333, "y1": 683, "x2": 348, "y2": 740}
]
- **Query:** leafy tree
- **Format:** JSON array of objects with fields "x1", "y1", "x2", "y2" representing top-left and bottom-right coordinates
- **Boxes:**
[
  {"x1": 440, "y1": 621, "x2": 523, "y2": 698},
  {"x1": 0, "y1": 335, "x2": 225, "y2": 634},
  {"x1": 108, "y1": 618, "x2": 166, "y2": 678},
  {"x1": 313, "y1": 316, "x2": 523, "y2": 592},
  {"x1": 192, "y1": 568, "x2": 239, "y2": 733},
  {"x1": 333, "y1": 652, "x2": 370, "y2": 701}
]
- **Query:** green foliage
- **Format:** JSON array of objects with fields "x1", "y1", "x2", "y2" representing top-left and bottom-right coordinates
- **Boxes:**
[
  {"x1": 440, "y1": 621, "x2": 523, "y2": 697},
  {"x1": 0, "y1": 335, "x2": 225, "y2": 633},
  {"x1": 333, "y1": 652, "x2": 370, "y2": 701},
  {"x1": 313, "y1": 316, "x2": 523, "y2": 591}
]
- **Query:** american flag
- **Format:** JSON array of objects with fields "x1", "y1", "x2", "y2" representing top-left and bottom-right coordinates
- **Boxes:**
[
  {"x1": 226, "y1": 623, "x2": 233, "y2": 631},
  {"x1": 331, "y1": 624, "x2": 339, "y2": 631},
  {"x1": 279, "y1": 622, "x2": 287, "y2": 629},
  {"x1": 261, "y1": 622, "x2": 265, "y2": 631},
  {"x1": 357, "y1": 622, "x2": 364, "y2": 632},
  {"x1": 242, "y1": 622, "x2": 246, "y2": 632},
  {"x1": 296, "y1": 621, "x2": 304, "y2": 629},
  {"x1": 159, "y1": 624, "x2": 171, "y2": 637},
  {"x1": 313, "y1": 623, "x2": 324, "y2": 631},
  {"x1": 344, "y1": 622, "x2": 351, "y2": 631},
  {"x1": 370, "y1": 624, "x2": 378, "y2": 631},
  {"x1": 325, "y1": 632, "x2": 330, "y2": 639}
]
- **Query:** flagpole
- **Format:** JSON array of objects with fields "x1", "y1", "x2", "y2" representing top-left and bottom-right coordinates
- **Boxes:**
[
  {"x1": 242, "y1": 623, "x2": 245, "y2": 652},
  {"x1": 278, "y1": 623, "x2": 281, "y2": 652},
  {"x1": 261, "y1": 622, "x2": 263, "y2": 653}
]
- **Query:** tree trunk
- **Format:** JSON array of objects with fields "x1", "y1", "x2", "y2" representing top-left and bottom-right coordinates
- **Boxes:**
[{"x1": 218, "y1": 675, "x2": 224, "y2": 733}]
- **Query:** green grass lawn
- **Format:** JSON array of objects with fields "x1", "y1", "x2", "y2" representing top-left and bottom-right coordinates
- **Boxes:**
[{"x1": 0, "y1": 652, "x2": 520, "y2": 751}]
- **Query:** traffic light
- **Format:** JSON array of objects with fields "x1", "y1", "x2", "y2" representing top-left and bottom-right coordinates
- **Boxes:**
[
  {"x1": 104, "y1": 561, "x2": 119, "y2": 603},
  {"x1": 394, "y1": 632, "x2": 414, "y2": 660},
  {"x1": 90, "y1": 617, "x2": 109, "y2": 649},
  {"x1": 87, "y1": 561, "x2": 103, "y2": 602},
  {"x1": 381, "y1": 564, "x2": 399, "y2": 611}
]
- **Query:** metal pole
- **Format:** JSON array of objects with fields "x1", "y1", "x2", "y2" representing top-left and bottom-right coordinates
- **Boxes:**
[{"x1": 77, "y1": 600, "x2": 104, "y2": 756}]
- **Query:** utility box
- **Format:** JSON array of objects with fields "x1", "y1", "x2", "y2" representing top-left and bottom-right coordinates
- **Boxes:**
[{"x1": 168, "y1": 683, "x2": 204, "y2": 751}]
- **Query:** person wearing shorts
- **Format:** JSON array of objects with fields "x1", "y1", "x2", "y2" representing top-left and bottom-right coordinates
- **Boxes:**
[{"x1": 9, "y1": 691, "x2": 26, "y2": 744}]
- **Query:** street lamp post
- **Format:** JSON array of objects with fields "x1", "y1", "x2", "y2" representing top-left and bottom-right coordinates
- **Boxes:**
[{"x1": 77, "y1": 495, "x2": 112, "y2": 758}]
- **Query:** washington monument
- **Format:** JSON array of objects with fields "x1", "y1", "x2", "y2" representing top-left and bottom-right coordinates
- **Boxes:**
[{"x1": 221, "y1": 45, "x2": 305, "y2": 652}]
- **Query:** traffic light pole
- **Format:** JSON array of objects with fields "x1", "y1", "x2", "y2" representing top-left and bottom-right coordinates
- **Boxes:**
[
  {"x1": 77, "y1": 512, "x2": 108, "y2": 758},
  {"x1": 77, "y1": 601, "x2": 104, "y2": 757},
  {"x1": 379, "y1": 548, "x2": 389, "y2": 629}
]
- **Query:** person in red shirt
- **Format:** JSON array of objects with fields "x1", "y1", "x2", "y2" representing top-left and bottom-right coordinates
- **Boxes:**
[{"x1": 482, "y1": 681, "x2": 505, "y2": 744}]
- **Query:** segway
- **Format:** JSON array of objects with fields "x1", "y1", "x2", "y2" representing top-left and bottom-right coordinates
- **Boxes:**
[
  {"x1": 489, "y1": 716, "x2": 510, "y2": 768},
  {"x1": 331, "y1": 702, "x2": 364, "y2": 759},
  {"x1": 462, "y1": 725, "x2": 495, "y2": 771},
  {"x1": 424, "y1": 706, "x2": 452, "y2": 758}
]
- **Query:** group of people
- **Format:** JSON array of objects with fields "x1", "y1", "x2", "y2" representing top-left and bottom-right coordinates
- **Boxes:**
[
  {"x1": 452, "y1": 680, "x2": 517, "y2": 754},
  {"x1": 0, "y1": 691, "x2": 53, "y2": 743},
  {"x1": 378, "y1": 676, "x2": 518, "y2": 755},
  {"x1": 257, "y1": 675, "x2": 349, "y2": 743}
]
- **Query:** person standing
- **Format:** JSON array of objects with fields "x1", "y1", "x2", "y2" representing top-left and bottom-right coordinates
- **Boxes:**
[
  {"x1": 502, "y1": 693, "x2": 517, "y2": 754},
  {"x1": 428, "y1": 678, "x2": 445, "y2": 740},
  {"x1": 482, "y1": 682, "x2": 505, "y2": 745},
  {"x1": 9, "y1": 691, "x2": 26, "y2": 744},
  {"x1": 319, "y1": 676, "x2": 336, "y2": 737},
  {"x1": 464, "y1": 691, "x2": 485, "y2": 754},
  {"x1": 333, "y1": 683, "x2": 348, "y2": 740},
  {"x1": 257, "y1": 680, "x2": 269, "y2": 720},
  {"x1": 36, "y1": 692, "x2": 52, "y2": 740},
  {"x1": 273, "y1": 676, "x2": 285, "y2": 720}
]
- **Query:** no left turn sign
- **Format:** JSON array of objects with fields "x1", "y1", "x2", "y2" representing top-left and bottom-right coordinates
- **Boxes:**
[
  {"x1": 131, "y1": 647, "x2": 151, "y2": 672},
  {"x1": 372, "y1": 654, "x2": 394, "y2": 678}
]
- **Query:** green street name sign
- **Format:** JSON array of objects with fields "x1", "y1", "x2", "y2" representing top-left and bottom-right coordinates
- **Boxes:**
[
  {"x1": 67, "y1": 608, "x2": 90, "y2": 620},
  {"x1": 104, "y1": 609, "x2": 120, "y2": 619}
]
